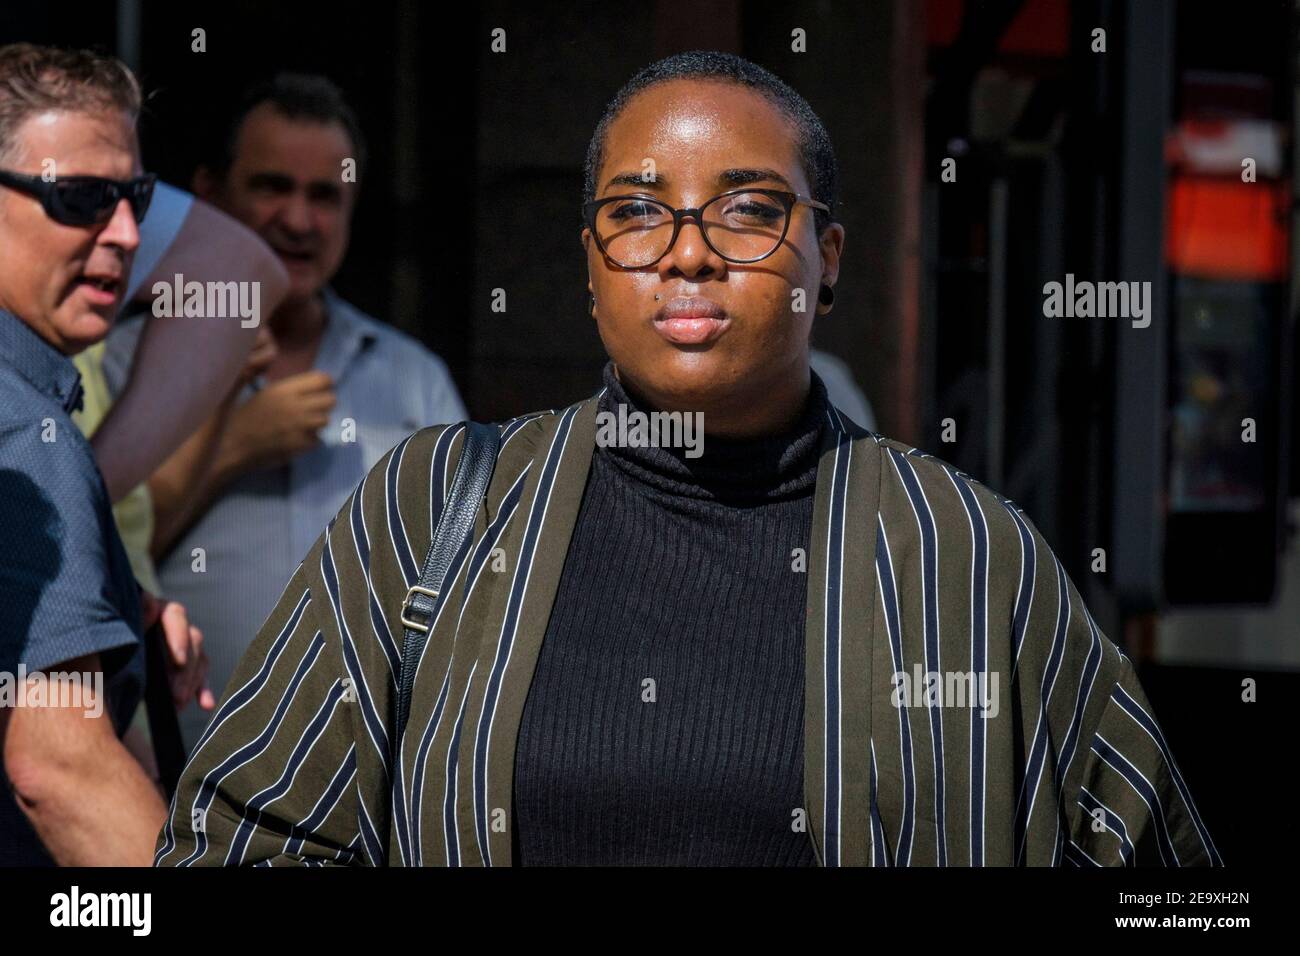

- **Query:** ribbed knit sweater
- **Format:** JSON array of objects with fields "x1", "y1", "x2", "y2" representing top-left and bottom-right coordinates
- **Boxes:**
[{"x1": 512, "y1": 362, "x2": 827, "y2": 866}]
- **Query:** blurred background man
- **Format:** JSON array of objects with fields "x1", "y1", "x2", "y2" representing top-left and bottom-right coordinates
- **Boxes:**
[{"x1": 103, "y1": 73, "x2": 467, "y2": 748}]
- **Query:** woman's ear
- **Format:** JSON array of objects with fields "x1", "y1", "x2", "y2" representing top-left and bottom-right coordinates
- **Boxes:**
[
  {"x1": 816, "y1": 223, "x2": 845, "y2": 315},
  {"x1": 818, "y1": 222, "x2": 845, "y2": 287}
]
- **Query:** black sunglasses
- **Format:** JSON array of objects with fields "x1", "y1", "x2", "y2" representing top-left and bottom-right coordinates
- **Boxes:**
[{"x1": 0, "y1": 169, "x2": 156, "y2": 227}]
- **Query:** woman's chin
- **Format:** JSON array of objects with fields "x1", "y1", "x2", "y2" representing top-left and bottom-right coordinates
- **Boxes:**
[{"x1": 620, "y1": 358, "x2": 738, "y2": 412}]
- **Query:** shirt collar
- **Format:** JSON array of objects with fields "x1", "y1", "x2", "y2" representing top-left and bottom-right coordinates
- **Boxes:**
[
  {"x1": 0, "y1": 308, "x2": 85, "y2": 414},
  {"x1": 313, "y1": 286, "x2": 377, "y2": 382}
]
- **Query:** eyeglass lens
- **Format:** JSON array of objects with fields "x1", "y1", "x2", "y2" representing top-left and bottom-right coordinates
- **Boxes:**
[{"x1": 593, "y1": 192, "x2": 788, "y2": 266}]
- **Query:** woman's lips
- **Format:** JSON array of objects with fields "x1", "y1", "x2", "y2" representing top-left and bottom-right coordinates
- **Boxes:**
[
  {"x1": 652, "y1": 297, "x2": 730, "y2": 345},
  {"x1": 653, "y1": 315, "x2": 730, "y2": 344}
]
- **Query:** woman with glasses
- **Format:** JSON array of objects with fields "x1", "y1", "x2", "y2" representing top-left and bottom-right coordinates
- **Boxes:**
[{"x1": 160, "y1": 51, "x2": 1217, "y2": 868}]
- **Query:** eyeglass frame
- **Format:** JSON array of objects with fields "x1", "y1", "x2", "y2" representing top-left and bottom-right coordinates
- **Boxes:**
[
  {"x1": 0, "y1": 169, "x2": 157, "y2": 226},
  {"x1": 582, "y1": 187, "x2": 832, "y2": 268}
]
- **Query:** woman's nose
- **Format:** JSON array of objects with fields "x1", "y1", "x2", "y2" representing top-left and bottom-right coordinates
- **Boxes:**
[{"x1": 659, "y1": 217, "x2": 722, "y2": 277}]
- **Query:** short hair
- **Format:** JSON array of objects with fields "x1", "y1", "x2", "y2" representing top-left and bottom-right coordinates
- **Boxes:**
[
  {"x1": 583, "y1": 50, "x2": 838, "y2": 234},
  {"x1": 207, "y1": 72, "x2": 367, "y2": 179},
  {"x1": 0, "y1": 43, "x2": 141, "y2": 163}
]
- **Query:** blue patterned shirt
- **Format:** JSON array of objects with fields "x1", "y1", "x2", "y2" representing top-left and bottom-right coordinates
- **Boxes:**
[{"x1": 0, "y1": 308, "x2": 144, "y2": 865}]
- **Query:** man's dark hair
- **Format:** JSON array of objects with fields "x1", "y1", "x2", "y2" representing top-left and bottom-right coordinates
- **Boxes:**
[
  {"x1": 207, "y1": 72, "x2": 367, "y2": 179},
  {"x1": 583, "y1": 50, "x2": 838, "y2": 234}
]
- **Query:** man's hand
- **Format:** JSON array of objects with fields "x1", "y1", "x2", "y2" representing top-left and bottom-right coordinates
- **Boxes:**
[
  {"x1": 227, "y1": 371, "x2": 337, "y2": 471},
  {"x1": 140, "y1": 591, "x2": 215, "y2": 710},
  {"x1": 236, "y1": 326, "x2": 279, "y2": 390}
]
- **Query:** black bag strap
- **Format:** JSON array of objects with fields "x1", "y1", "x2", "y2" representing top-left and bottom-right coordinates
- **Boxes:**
[
  {"x1": 143, "y1": 621, "x2": 187, "y2": 799},
  {"x1": 392, "y1": 421, "x2": 500, "y2": 760}
]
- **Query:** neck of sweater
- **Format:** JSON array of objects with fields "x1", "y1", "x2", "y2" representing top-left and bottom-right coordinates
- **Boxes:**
[{"x1": 596, "y1": 361, "x2": 827, "y2": 505}]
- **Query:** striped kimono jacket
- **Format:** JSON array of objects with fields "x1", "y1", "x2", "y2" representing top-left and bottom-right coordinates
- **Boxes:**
[{"x1": 155, "y1": 389, "x2": 1220, "y2": 867}]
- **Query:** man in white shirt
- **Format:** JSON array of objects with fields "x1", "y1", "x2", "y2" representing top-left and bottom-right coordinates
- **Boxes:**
[{"x1": 104, "y1": 73, "x2": 466, "y2": 747}]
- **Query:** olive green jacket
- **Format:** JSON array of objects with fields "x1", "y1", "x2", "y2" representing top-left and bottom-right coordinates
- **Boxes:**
[{"x1": 156, "y1": 391, "x2": 1218, "y2": 867}]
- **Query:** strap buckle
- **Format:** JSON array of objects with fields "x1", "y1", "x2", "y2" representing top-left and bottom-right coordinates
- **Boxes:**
[{"x1": 400, "y1": 585, "x2": 440, "y2": 634}]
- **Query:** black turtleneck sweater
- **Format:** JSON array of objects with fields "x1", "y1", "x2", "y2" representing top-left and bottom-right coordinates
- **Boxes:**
[{"x1": 512, "y1": 363, "x2": 827, "y2": 866}]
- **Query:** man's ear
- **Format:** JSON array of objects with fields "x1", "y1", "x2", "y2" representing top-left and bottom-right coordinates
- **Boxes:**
[{"x1": 191, "y1": 165, "x2": 219, "y2": 202}]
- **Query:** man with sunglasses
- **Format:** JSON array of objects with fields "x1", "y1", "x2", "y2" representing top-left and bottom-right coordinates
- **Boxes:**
[{"x1": 0, "y1": 44, "x2": 213, "y2": 865}]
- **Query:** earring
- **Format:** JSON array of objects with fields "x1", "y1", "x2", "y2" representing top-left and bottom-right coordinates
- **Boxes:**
[
  {"x1": 818, "y1": 284, "x2": 835, "y2": 308},
  {"x1": 589, "y1": 293, "x2": 596, "y2": 316}
]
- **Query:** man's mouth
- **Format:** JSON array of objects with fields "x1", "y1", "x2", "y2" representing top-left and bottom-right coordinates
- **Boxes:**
[
  {"x1": 79, "y1": 276, "x2": 119, "y2": 291},
  {"x1": 75, "y1": 274, "x2": 122, "y2": 306}
]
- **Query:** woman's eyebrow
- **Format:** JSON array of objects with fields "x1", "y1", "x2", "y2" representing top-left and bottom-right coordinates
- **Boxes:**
[
  {"x1": 718, "y1": 167, "x2": 793, "y2": 189},
  {"x1": 604, "y1": 171, "x2": 666, "y2": 190},
  {"x1": 601, "y1": 167, "x2": 793, "y2": 193}
]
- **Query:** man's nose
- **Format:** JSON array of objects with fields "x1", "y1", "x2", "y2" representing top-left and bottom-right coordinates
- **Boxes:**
[
  {"x1": 99, "y1": 197, "x2": 140, "y2": 252},
  {"x1": 276, "y1": 193, "x2": 315, "y2": 236}
]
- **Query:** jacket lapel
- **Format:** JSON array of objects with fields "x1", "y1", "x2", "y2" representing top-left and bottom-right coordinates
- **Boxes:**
[
  {"x1": 475, "y1": 393, "x2": 602, "y2": 865},
  {"x1": 805, "y1": 410, "x2": 883, "y2": 865}
]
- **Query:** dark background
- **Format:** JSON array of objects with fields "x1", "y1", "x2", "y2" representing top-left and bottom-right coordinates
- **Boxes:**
[{"x1": 2, "y1": 0, "x2": 1294, "y2": 867}]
